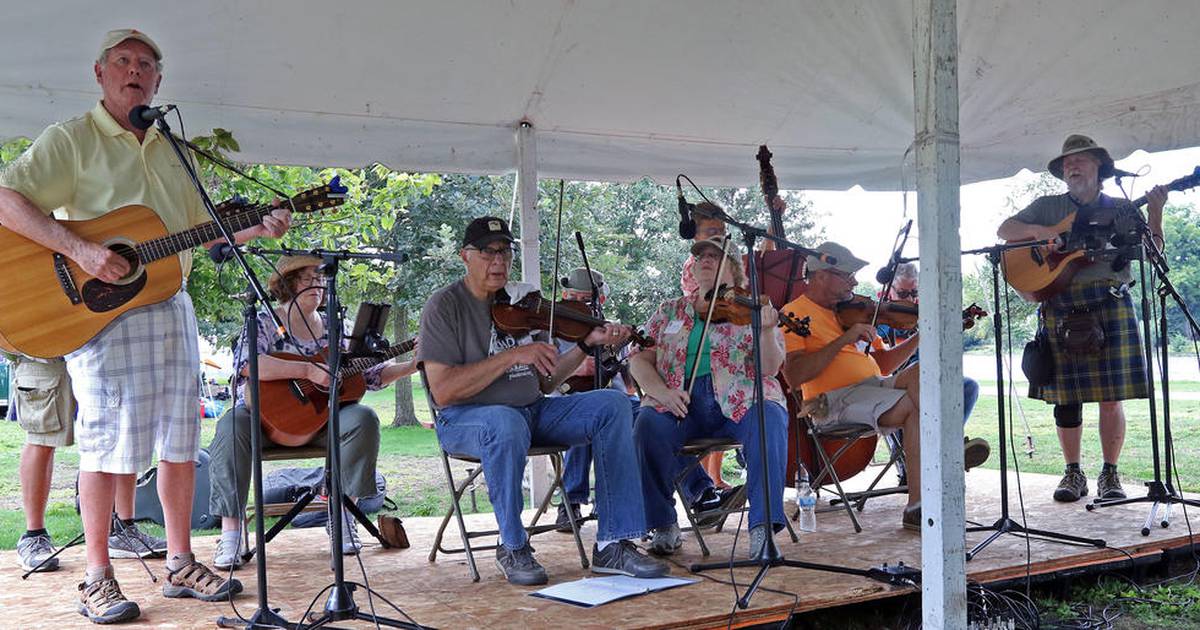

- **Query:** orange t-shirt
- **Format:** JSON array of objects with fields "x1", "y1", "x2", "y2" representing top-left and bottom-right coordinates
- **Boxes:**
[{"x1": 782, "y1": 295, "x2": 881, "y2": 399}]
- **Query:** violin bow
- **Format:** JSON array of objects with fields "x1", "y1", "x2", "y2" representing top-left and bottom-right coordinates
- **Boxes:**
[
  {"x1": 547, "y1": 180, "x2": 566, "y2": 345},
  {"x1": 866, "y1": 219, "x2": 913, "y2": 356},
  {"x1": 686, "y1": 235, "x2": 733, "y2": 398}
]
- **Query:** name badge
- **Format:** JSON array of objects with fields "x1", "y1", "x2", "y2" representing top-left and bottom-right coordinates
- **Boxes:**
[{"x1": 664, "y1": 319, "x2": 684, "y2": 335}]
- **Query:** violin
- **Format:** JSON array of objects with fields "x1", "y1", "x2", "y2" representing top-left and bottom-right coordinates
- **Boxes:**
[
  {"x1": 700, "y1": 285, "x2": 811, "y2": 337},
  {"x1": 491, "y1": 291, "x2": 655, "y2": 348},
  {"x1": 834, "y1": 294, "x2": 989, "y2": 332}
]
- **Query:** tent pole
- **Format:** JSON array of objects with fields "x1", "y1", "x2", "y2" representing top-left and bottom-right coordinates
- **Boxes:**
[
  {"x1": 913, "y1": 0, "x2": 968, "y2": 628},
  {"x1": 515, "y1": 119, "x2": 551, "y2": 504}
]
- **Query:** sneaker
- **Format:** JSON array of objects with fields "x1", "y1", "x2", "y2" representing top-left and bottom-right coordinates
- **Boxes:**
[
  {"x1": 902, "y1": 504, "x2": 921, "y2": 531},
  {"x1": 748, "y1": 524, "x2": 774, "y2": 561},
  {"x1": 213, "y1": 534, "x2": 246, "y2": 571},
  {"x1": 554, "y1": 502, "x2": 584, "y2": 533},
  {"x1": 693, "y1": 484, "x2": 747, "y2": 529},
  {"x1": 108, "y1": 519, "x2": 167, "y2": 559},
  {"x1": 1053, "y1": 468, "x2": 1089, "y2": 502},
  {"x1": 1097, "y1": 468, "x2": 1127, "y2": 500},
  {"x1": 77, "y1": 577, "x2": 141, "y2": 624},
  {"x1": 495, "y1": 542, "x2": 548, "y2": 586},
  {"x1": 325, "y1": 508, "x2": 362, "y2": 555},
  {"x1": 648, "y1": 523, "x2": 683, "y2": 556},
  {"x1": 592, "y1": 540, "x2": 670, "y2": 578},
  {"x1": 964, "y1": 437, "x2": 991, "y2": 471},
  {"x1": 163, "y1": 559, "x2": 244, "y2": 602},
  {"x1": 18, "y1": 532, "x2": 59, "y2": 572}
]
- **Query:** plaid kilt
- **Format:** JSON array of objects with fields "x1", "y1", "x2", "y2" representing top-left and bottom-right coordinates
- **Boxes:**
[{"x1": 1031, "y1": 281, "x2": 1148, "y2": 404}]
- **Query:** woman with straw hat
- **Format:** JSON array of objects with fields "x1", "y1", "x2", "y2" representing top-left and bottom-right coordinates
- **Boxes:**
[{"x1": 207, "y1": 255, "x2": 416, "y2": 569}]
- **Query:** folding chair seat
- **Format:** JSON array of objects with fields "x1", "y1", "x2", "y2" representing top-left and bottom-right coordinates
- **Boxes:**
[
  {"x1": 796, "y1": 415, "x2": 905, "y2": 534},
  {"x1": 675, "y1": 437, "x2": 798, "y2": 556},
  {"x1": 418, "y1": 367, "x2": 588, "y2": 582}
]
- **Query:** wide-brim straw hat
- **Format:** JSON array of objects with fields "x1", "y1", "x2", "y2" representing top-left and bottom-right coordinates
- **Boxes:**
[
  {"x1": 268, "y1": 254, "x2": 322, "y2": 298},
  {"x1": 1047, "y1": 134, "x2": 1115, "y2": 180}
]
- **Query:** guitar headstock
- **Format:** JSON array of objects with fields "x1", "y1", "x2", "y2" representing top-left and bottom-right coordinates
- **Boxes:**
[
  {"x1": 1167, "y1": 166, "x2": 1200, "y2": 195},
  {"x1": 287, "y1": 176, "x2": 350, "y2": 214}
]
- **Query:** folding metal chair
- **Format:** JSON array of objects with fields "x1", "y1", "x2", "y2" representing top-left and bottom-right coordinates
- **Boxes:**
[
  {"x1": 418, "y1": 366, "x2": 588, "y2": 582},
  {"x1": 675, "y1": 437, "x2": 798, "y2": 556},
  {"x1": 796, "y1": 415, "x2": 905, "y2": 534}
]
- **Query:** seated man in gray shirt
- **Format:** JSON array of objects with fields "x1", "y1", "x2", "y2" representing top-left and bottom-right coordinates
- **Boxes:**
[{"x1": 418, "y1": 216, "x2": 668, "y2": 586}]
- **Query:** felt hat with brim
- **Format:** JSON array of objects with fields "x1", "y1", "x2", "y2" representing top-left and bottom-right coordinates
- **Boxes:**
[
  {"x1": 1047, "y1": 134, "x2": 1115, "y2": 180},
  {"x1": 562, "y1": 267, "x2": 606, "y2": 292}
]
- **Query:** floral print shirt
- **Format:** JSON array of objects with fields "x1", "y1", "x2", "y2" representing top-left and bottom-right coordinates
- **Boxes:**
[
  {"x1": 633, "y1": 296, "x2": 786, "y2": 422},
  {"x1": 233, "y1": 308, "x2": 385, "y2": 400}
]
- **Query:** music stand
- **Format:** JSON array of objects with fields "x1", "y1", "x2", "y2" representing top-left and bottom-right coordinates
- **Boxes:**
[{"x1": 348, "y1": 302, "x2": 391, "y2": 356}]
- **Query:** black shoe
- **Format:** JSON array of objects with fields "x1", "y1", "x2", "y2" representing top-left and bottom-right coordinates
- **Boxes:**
[
  {"x1": 1097, "y1": 468, "x2": 1127, "y2": 500},
  {"x1": 591, "y1": 541, "x2": 670, "y2": 578},
  {"x1": 495, "y1": 542, "x2": 548, "y2": 586},
  {"x1": 1053, "y1": 468, "x2": 1089, "y2": 503},
  {"x1": 554, "y1": 502, "x2": 584, "y2": 533},
  {"x1": 693, "y1": 485, "x2": 747, "y2": 529}
]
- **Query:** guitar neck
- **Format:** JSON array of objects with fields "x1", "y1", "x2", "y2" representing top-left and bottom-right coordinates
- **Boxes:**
[
  {"x1": 134, "y1": 206, "x2": 272, "y2": 264},
  {"x1": 338, "y1": 338, "x2": 417, "y2": 378}
]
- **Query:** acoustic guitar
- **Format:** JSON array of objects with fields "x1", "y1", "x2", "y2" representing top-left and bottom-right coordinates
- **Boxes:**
[
  {"x1": 257, "y1": 338, "x2": 417, "y2": 446},
  {"x1": 1001, "y1": 167, "x2": 1200, "y2": 302},
  {"x1": 0, "y1": 179, "x2": 348, "y2": 358}
]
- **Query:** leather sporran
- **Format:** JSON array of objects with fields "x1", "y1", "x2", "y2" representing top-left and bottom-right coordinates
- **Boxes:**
[
  {"x1": 1022, "y1": 329, "x2": 1055, "y2": 388},
  {"x1": 1056, "y1": 308, "x2": 1105, "y2": 355}
]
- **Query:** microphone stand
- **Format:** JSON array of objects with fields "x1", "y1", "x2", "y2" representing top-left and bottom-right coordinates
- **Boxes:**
[
  {"x1": 151, "y1": 113, "x2": 296, "y2": 629},
  {"x1": 1085, "y1": 233, "x2": 1200, "y2": 532},
  {"x1": 960, "y1": 241, "x2": 1106, "y2": 560},
  {"x1": 688, "y1": 210, "x2": 905, "y2": 608},
  {"x1": 255, "y1": 246, "x2": 425, "y2": 630},
  {"x1": 574, "y1": 231, "x2": 605, "y2": 391}
]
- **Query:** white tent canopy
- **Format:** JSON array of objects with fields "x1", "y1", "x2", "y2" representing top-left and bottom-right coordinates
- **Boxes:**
[{"x1": 2, "y1": 1, "x2": 1197, "y2": 190}]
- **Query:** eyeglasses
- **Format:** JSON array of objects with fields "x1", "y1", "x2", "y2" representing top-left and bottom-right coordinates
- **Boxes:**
[
  {"x1": 825, "y1": 269, "x2": 856, "y2": 283},
  {"x1": 892, "y1": 288, "x2": 918, "y2": 299},
  {"x1": 695, "y1": 250, "x2": 726, "y2": 262},
  {"x1": 297, "y1": 273, "x2": 327, "y2": 287},
  {"x1": 467, "y1": 245, "x2": 515, "y2": 262}
]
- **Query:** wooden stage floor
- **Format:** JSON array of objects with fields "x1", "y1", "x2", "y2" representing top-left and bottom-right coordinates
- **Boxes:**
[{"x1": 3, "y1": 469, "x2": 1197, "y2": 629}]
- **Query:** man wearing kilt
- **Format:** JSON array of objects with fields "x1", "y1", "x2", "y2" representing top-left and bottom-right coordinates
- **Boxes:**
[
  {"x1": 0, "y1": 29, "x2": 290, "y2": 623},
  {"x1": 998, "y1": 135, "x2": 1168, "y2": 504}
]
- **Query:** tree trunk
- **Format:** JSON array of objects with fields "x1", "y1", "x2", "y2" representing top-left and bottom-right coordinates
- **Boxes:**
[{"x1": 390, "y1": 300, "x2": 418, "y2": 427}]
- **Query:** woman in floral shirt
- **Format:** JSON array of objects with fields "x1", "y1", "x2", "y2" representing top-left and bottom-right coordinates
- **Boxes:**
[
  {"x1": 631, "y1": 236, "x2": 788, "y2": 559},
  {"x1": 207, "y1": 255, "x2": 416, "y2": 570}
]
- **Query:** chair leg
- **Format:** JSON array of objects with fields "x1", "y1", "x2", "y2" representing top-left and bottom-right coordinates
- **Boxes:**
[
  {"x1": 674, "y1": 456, "x2": 711, "y2": 557},
  {"x1": 808, "y1": 425, "x2": 863, "y2": 534},
  {"x1": 529, "y1": 454, "x2": 557, "y2": 527},
  {"x1": 434, "y1": 451, "x2": 481, "y2": 582},
  {"x1": 548, "y1": 454, "x2": 589, "y2": 569}
]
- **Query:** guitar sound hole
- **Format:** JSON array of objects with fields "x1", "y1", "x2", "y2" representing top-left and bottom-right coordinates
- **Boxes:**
[{"x1": 109, "y1": 243, "x2": 142, "y2": 283}]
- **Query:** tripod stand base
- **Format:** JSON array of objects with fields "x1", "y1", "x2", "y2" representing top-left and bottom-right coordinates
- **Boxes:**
[
  {"x1": 1085, "y1": 481, "x2": 1200, "y2": 536},
  {"x1": 217, "y1": 607, "x2": 296, "y2": 629},
  {"x1": 690, "y1": 549, "x2": 905, "y2": 609},
  {"x1": 965, "y1": 517, "x2": 1105, "y2": 561}
]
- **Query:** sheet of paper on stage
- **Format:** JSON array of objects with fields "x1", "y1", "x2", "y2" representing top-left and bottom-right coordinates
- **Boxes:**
[{"x1": 529, "y1": 575, "x2": 697, "y2": 607}]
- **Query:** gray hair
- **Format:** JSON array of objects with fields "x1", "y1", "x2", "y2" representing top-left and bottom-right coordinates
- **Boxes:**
[{"x1": 894, "y1": 262, "x2": 918, "y2": 281}]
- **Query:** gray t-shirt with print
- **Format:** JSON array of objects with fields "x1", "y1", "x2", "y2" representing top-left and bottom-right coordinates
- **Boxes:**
[{"x1": 417, "y1": 279, "x2": 542, "y2": 408}]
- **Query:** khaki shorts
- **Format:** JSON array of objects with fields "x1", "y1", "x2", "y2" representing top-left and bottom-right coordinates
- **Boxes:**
[
  {"x1": 808, "y1": 374, "x2": 906, "y2": 436},
  {"x1": 12, "y1": 358, "x2": 76, "y2": 448}
]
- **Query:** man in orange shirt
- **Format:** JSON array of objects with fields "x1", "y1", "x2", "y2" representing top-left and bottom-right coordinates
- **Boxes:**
[{"x1": 781, "y1": 242, "x2": 986, "y2": 530}]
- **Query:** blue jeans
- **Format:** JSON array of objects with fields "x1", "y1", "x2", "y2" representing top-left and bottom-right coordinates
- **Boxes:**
[
  {"x1": 634, "y1": 375, "x2": 787, "y2": 532},
  {"x1": 562, "y1": 396, "x2": 712, "y2": 504},
  {"x1": 436, "y1": 389, "x2": 646, "y2": 549},
  {"x1": 887, "y1": 377, "x2": 980, "y2": 477}
]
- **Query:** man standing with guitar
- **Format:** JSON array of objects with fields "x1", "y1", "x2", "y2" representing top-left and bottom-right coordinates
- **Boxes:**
[
  {"x1": 997, "y1": 135, "x2": 1167, "y2": 504},
  {"x1": 0, "y1": 29, "x2": 290, "y2": 623}
]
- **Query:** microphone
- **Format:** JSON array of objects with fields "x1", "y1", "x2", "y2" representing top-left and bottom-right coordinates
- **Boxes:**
[
  {"x1": 676, "y1": 176, "x2": 696, "y2": 239},
  {"x1": 1112, "y1": 168, "x2": 1138, "y2": 179},
  {"x1": 875, "y1": 265, "x2": 895, "y2": 285},
  {"x1": 128, "y1": 104, "x2": 176, "y2": 130},
  {"x1": 208, "y1": 243, "x2": 236, "y2": 263}
]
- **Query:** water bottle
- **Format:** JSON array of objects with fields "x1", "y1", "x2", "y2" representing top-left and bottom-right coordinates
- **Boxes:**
[{"x1": 797, "y1": 478, "x2": 816, "y2": 532}]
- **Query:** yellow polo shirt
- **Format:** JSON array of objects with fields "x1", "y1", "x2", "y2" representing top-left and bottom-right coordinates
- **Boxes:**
[
  {"x1": 0, "y1": 102, "x2": 207, "y2": 275},
  {"x1": 782, "y1": 294, "x2": 882, "y2": 399}
]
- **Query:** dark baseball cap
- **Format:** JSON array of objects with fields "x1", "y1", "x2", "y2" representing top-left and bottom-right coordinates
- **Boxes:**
[{"x1": 462, "y1": 216, "x2": 515, "y2": 249}]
